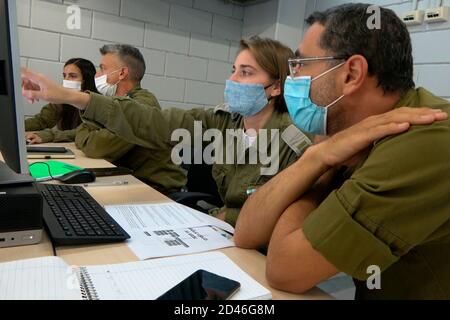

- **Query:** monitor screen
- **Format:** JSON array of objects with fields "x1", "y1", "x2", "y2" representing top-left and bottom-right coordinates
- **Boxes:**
[{"x1": 0, "y1": 0, "x2": 29, "y2": 175}]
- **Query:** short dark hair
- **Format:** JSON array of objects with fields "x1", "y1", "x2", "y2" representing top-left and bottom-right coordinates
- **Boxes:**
[
  {"x1": 306, "y1": 3, "x2": 415, "y2": 94},
  {"x1": 100, "y1": 44, "x2": 146, "y2": 83}
]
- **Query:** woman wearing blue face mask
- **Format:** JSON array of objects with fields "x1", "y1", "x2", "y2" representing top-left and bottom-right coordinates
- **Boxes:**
[
  {"x1": 21, "y1": 37, "x2": 313, "y2": 227},
  {"x1": 25, "y1": 58, "x2": 98, "y2": 144}
]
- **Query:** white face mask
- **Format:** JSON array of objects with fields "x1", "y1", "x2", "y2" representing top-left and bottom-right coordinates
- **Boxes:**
[
  {"x1": 95, "y1": 69, "x2": 121, "y2": 97},
  {"x1": 62, "y1": 79, "x2": 82, "y2": 91}
]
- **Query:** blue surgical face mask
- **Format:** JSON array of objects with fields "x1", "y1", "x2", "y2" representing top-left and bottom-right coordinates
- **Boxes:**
[
  {"x1": 224, "y1": 80, "x2": 273, "y2": 117},
  {"x1": 284, "y1": 62, "x2": 345, "y2": 135}
]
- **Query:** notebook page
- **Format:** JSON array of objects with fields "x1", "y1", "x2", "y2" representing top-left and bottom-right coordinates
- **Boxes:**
[
  {"x1": 0, "y1": 256, "x2": 82, "y2": 300},
  {"x1": 83, "y1": 252, "x2": 271, "y2": 300}
]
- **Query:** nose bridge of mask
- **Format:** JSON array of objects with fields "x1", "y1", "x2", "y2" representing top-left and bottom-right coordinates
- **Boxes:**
[{"x1": 226, "y1": 80, "x2": 265, "y2": 98}]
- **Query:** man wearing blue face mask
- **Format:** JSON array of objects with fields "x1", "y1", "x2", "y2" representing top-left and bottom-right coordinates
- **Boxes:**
[
  {"x1": 284, "y1": 59, "x2": 346, "y2": 136},
  {"x1": 235, "y1": 3, "x2": 450, "y2": 300}
]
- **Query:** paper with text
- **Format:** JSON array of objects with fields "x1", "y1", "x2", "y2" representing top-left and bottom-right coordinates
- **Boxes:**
[{"x1": 105, "y1": 203, "x2": 235, "y2": 260}]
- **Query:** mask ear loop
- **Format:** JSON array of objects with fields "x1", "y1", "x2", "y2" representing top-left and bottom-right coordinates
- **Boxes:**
[
  {"x1": 312, "y1": 61, "x2": 346, "y2": 82},
  {"x1": 265, "y1": 81, "x2": 279, "y2": 102},
  {"x1": 312, "y1": 62, "x2": 346, "y2": 136},
  {"x1": 106, "y1": 67, "x2": 126, "y2": 86}
]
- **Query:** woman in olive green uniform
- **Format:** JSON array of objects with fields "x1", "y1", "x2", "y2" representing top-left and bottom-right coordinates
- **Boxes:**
[
  {"x1": 25, "y1": 58, "x2": 97, "y2": 144},
  {"x1": 22, "y1": 37, "x2": 313, "y2": 226}
]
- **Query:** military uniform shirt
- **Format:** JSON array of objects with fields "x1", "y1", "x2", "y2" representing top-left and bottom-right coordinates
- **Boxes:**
[
  {"x1": 302, "y1": 88, "x2": 450, "y2": 300},
  {"x1": 76, "y1": 86, "x2": 187, "y2": 195}
]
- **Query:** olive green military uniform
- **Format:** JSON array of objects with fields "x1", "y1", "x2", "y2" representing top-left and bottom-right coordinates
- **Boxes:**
[
  {"x1": 75, "y1": 86, "x2": 187, "y2": 195},
  {"x1": 302, "y1": 88, "x2": 450, "y2": 300},
  {"x1": 80, "y1": 93, "x2": 313, "y2": 226},
  {"x1": 25, "y1": 103, "x2": 64, "y2": 131},
  {"x1": 25, "y1": 103, "x2": 77, "y2": 143}
]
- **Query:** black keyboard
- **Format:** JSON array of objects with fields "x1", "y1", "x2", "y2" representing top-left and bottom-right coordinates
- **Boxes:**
[{"x1": 37, "y1": 184, "x2": 130, "y2": 245}]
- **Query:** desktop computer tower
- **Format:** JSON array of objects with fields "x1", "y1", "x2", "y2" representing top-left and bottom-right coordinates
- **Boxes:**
[{"x1": 0, "y1": 182, "x2": 43, "y2": 248}]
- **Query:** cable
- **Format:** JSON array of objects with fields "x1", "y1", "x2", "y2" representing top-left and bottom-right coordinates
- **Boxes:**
[
  {"x1": 51, "y1": 242, "x2": 57, "y2": 256},
  {"x1": 29, "y1": 162, "x2": 55, "y2": 181}
]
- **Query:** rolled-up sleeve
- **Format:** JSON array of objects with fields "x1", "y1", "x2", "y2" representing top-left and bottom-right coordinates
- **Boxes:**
[
  {"x1": 302, "y1": 190, "x2": 399, "y2": 281},
  {"x1": 302, "y1": 124, "x2": 450, "y2": 281}
]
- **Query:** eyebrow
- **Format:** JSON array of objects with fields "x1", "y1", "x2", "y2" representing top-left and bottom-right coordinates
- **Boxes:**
[{"x1": 234, "y1": 64, "x2": 257, "y2": 70}]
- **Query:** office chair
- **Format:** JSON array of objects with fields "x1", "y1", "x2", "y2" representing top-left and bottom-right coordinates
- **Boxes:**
[{"x1": 169, "y1": 151, "x2": 224, "y2": 213}]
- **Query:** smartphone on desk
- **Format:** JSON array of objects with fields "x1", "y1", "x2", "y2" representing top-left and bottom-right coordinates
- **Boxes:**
[{"x1": 156, "y1": 270, "x2": 241, "y2": 300}]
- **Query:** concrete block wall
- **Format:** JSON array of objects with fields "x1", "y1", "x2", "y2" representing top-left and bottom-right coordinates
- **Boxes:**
[
  {"x1": 306, "y1": 0, "x2": 450, "y2": 100},
  {"x1": 17, "y1": 0, "x2": 244, "y2": 115}
]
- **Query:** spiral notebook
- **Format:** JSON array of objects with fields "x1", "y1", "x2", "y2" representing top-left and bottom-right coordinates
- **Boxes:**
[{"x1": 0, "y1": 252, "x2": 271, "y2": 300}]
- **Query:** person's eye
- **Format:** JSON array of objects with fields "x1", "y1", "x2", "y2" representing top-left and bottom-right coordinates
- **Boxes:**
[{"x1": 241, "y1": 70, "x2": 251, "y2": 77}]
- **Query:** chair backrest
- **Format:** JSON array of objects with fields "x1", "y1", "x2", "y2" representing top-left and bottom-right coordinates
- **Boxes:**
[{"x1": 185, "y1": 163, "x2": 222, "y2": 203}]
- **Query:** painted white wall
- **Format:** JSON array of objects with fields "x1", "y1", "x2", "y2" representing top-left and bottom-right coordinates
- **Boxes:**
[
  {"x1": 274, "y1": 0, "x2": 308, "y2": 50},
  {"x1": 17, "y1": 0, "x2": 245, "y2": 115},
  {"x1": 243, "y1": 0, "x2": 307, "y2": 51},
  {"x1": 243, "y1": 0, "x2": 279, "y2": 39}
]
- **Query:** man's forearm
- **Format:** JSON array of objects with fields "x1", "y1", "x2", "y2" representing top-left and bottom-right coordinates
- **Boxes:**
[
  {"x1": 234, "y1": 145, "x2": 330, "y2": 249},
  {"x1": 266, "y1": 193, "x2": 338, "y2": 293},
  {"x1": 67, "y1": 91, "x2": 91, "y2": 110}
]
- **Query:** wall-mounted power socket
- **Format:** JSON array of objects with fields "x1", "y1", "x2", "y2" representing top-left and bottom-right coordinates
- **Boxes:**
[
  {"x1": 425, "y1": 6, "x2": 449, "y2": 23},
  {"x1": 402, "y1": 10, "x2": 425, "y2": 26}
]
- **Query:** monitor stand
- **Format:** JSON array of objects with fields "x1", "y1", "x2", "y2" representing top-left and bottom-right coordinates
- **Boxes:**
[{"x1": 0, "y1": 161, "x2": 34, "y2": 186}]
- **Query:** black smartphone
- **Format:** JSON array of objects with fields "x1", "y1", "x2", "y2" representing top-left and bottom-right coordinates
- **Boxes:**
[{"x1": 156, "y1": 270, "x2": 241, "y2": 300}]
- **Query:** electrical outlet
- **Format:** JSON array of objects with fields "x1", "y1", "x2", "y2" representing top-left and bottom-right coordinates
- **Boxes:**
[
  {"x1": 425, "y1": 6, "x2": 449, "y2": 23},
  {"x1": 402, "y1": 10, "x2": 424, "y2": 26}
]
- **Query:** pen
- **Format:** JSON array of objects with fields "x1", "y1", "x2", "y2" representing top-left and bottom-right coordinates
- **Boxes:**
[{"x1": 83, "y1": 181, "x2": 129, "y2": 187}]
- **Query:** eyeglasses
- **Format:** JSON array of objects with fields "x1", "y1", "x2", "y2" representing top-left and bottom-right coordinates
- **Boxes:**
[{"x1": 288, "y1": 56, "x2": 346, "y2": 77}]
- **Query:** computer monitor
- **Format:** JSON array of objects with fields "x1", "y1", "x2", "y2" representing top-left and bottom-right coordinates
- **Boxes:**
[{"x1": 0, "y1": 0, "x2": 29, "y2": 178}]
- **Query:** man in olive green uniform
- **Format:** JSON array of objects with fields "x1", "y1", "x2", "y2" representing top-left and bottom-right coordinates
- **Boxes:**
[
  {"x1": 79, "y1": 96, "x2": 312, "y2": 226},
  {"x1": 235, "y1": 4, "x2": 450, "y2": 300},
  {"x1": 75, "y1": 44, "x2": 186, "y2": 195}
]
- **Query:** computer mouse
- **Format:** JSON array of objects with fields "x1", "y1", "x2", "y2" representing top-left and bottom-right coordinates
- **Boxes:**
[{"x1": 57, "y1": 170, "x2": 96, "y2": 184}]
